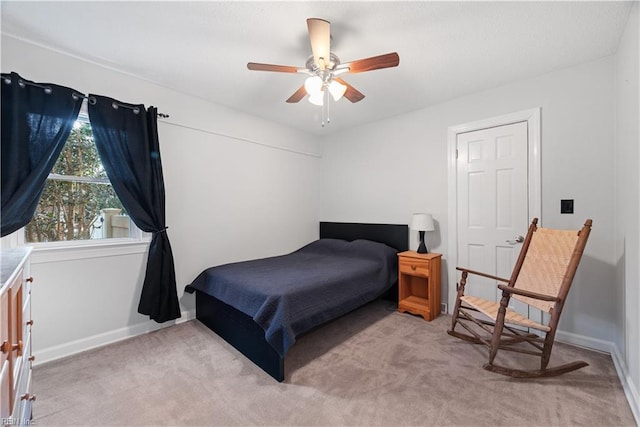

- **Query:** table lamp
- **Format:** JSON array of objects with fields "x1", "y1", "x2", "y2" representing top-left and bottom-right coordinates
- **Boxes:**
[{"x1": 411, "y1": 213, "x2": 435, "y2": 253}]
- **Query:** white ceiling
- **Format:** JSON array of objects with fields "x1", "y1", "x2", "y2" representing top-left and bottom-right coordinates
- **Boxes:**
[{"x1": 0, "y1": 1, "x2": 633, "y2": 135}]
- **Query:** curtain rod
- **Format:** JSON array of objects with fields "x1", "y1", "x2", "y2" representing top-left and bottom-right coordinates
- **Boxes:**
[
  {"x1": 3, "y1": 74, "x2": 52, "y2": 93},
  {"x1": 2, "y1": 75, "x2": 169, "y2": 118}
]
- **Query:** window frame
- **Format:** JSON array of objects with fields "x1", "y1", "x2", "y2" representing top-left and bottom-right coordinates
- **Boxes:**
[
  {"x1": 16, "y1": 227, "x2": 151, "y2": 263},
  {"x1": 15, "y1": 102, "x2": 151, "y2": 263}
]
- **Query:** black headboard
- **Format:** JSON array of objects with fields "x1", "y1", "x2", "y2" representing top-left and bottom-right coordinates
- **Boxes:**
[{"x1": 319, "y1": 222, "x2": 408, "y2": 252}]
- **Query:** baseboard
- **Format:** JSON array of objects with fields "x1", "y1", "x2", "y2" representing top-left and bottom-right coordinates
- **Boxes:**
[
  {"x1": 610, "y1": 344, "x2": 640, "y2": 426},
  {"x1": 33, "y1": 308, "x2": 196, "y2": 366},
  {"x1": 556, "y1": 329, "x2": 615, "y2": 353},
  {"x1": 557, "y1": 330, "x2": 639, "y2": 425}
]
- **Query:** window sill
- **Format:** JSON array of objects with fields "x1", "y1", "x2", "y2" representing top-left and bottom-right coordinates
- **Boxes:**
[{"x1": 30, "y1": 237, "x2": 151, "y2": 264}]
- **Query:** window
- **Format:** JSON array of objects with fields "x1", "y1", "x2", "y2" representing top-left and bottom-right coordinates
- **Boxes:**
[{"x1": 25, "y1": 114, "x2": 134, "y2": 244}]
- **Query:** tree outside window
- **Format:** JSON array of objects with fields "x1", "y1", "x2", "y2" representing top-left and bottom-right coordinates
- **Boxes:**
[{"x1": 25, "y1": 118, "x2": 129, "y2": 243}]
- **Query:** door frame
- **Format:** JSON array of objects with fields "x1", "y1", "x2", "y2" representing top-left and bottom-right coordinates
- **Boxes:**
[{"x1": 446, "y1": 108, "x2": 542, "y2": 310}]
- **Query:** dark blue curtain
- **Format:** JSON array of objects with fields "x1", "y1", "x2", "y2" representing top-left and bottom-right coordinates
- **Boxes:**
[
  {"x1": 1, "y1": 72, "x2": 83, "y2": 236},
  {"x1": 88, "y1": 95, "x2": 180, "y2": 323}
]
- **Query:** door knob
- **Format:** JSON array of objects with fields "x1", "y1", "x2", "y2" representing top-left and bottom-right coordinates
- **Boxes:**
[{"x1": 506, "y1": 235, "x2": 525, "y2": 245}]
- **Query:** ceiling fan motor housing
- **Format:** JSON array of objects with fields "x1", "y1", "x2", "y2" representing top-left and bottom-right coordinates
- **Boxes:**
[{"x1": 306, "y1": 52, "x2": 340, "y2": 75}]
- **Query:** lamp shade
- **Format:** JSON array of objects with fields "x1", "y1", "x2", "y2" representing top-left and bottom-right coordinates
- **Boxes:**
[
  {"x1": 308, "y1": 91, "x2": 324, "y2": 106},
  {"x1": 304, "y1": 76, "x2": 323, "y2": 95},
  {"x1": 410, "y1": 213, "x2": 435, "y2": 232},
  {"x1": 328, "y1": 80, "x2": 347, "y2": 101}
]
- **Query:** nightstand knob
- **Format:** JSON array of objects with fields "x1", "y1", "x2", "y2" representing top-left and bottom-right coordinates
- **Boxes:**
[
  {"x1": 411, "y1": 265, "x2": 417, "y2": 270},
  {"x1": 26, "y1": 276, "x2": 34, "y2": 283}
]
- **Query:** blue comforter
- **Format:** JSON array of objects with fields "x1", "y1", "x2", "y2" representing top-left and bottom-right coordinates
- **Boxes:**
[{"x1": 185, "y1": 238, "x2": 398, "y2": 356}]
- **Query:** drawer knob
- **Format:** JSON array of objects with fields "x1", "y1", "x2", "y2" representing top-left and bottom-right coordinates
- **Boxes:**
[
  {"x1": 0, "y1": 341, "x2": 8, "y2": 354},
  {"x1": 411, "y1": 265, "x2": 417, "y2": 270},
  {"x1": 28, "y1": 355, "x2": 35, "y2": 362},
  {"x1": 25, "y1": 276, "x2": 34, "y2": 283},
  {"x1": 20, "y1": 393, "x2": 36, "y2": 401},
  {"x1": 27, "y1": 320, "x2": 34, "y2": 326},
  {"x1": 12, "y1": 340, "x2": 23, "y2": 353}
]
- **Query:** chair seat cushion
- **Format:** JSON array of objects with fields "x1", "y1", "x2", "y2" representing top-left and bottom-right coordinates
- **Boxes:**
[{"x1": 460, "y1": 295, "x2": 551, "y2": 332}]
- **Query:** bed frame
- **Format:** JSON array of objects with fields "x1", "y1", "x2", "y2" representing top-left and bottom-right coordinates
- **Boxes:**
[{"x1": 194, "y1": 222, "x2": 409, "y2": 382}]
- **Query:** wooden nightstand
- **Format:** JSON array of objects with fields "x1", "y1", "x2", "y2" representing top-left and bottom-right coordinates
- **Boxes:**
[{"x1": 397, "y1": 251, "x2": 442, "y2": 321}]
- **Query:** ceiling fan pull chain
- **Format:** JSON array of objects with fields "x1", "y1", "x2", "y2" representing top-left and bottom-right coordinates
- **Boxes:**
[
  {"x1": 326, "y1": 90, "x2": 331, "y2": 124},
  {"x1": 321, "y1": 90, "x2": 326, "y2": 127}
]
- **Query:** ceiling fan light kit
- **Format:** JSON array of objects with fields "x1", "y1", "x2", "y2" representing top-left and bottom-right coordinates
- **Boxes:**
[
  {"x1": 304, "y1": 76, "x2": 347, "y2": 105},
  {"x1": 308, "y1": 90, "x2": 324, "y2": 106},
  {"x1": 247, "y1": 18, "x2": 400, "y2": 127},
  {"x1": 304, "y1": 75, "x2": 323, "y2": 96},
  {"x1": 328, "y1": 80, "x2": 347, "y2": 102}
]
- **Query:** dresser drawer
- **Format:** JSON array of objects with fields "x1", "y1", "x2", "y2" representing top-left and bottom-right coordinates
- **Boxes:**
[
  {"x1": 399, "y1": 257, "x2": 431, "y2": 277},
  {"x1": 1, "y1": 360, "x2": 10, "y2": 420},
  {"x1": 11, "y1": 336, "x2": 31, "y2": 420},
  {"x1": 21, "y1": 291, "x2": 31, "y2": 347},
  {"x1": 11, "y1": 367, "x2": 32, "y2": 424}
]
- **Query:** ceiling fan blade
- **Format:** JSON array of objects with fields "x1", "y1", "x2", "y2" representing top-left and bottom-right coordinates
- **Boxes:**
[
  {"x1": 344, "y1": 52, "x2": 400, "y2": 74},
  {"x1": 334, "y1": 78, "x2": 365, "y2": 103},
  {"x1": 247, "y1": 62, "x2": 299, "y2": 73},
  {"x1": 286, "y1": 85, "x2": 307, "y2": 103},
  {"x1": 307, "y1": 18, "x2": 331, "y2": 70}
]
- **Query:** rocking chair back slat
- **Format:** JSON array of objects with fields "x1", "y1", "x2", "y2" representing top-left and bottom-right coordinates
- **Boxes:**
[{"x1": 512, "y1": 227, "x2": 581, "y2": 313}]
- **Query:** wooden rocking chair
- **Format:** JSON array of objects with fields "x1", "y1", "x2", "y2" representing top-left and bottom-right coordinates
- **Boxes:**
[{"x1": 448, "y1": 218, "x2": 592, "y2": 378}]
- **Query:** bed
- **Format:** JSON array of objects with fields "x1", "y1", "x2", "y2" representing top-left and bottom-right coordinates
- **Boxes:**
[{"x1": 185, "y1": 222, "x2": 408, "y2": 381}]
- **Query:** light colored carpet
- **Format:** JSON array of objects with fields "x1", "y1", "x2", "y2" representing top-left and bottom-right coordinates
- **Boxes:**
[{"x1": 33, "y1": 300, "x2": 635, "y2": 426}]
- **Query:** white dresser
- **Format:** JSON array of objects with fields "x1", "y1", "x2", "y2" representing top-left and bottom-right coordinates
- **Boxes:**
[{"x1": 1, "y1": 247, "x2": 34, "y2": 426}]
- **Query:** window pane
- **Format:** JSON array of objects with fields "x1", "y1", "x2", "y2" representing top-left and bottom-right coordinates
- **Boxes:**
[
  {"x1": 25, "y1": 120, "x2": 131, "y2": 243},
  {"x1": 57, "y1": 120, "x2": 108, "y2": 179}
]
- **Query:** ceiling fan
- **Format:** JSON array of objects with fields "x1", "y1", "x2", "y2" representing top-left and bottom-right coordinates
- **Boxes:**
[{"x1": 247, "y1": 18, "x2": 399, "y2": 111}]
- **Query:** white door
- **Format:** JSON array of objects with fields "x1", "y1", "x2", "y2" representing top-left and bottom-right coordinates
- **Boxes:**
[{"x1": 456, "y1": 121, "x2": 530, "y2": 314}]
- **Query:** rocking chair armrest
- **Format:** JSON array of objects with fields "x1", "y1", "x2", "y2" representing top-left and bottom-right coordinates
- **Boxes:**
[
  {"x1": 456, "y1": 267, "x2": 510, "y2": 283},
  {"x1": 497, "y1": 284, "x2": 559, "y2": 302}
]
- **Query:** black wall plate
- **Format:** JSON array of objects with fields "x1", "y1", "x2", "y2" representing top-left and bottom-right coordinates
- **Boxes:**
[{"x1": 561, "y1": 199, "x2": 574, "y2": 214}]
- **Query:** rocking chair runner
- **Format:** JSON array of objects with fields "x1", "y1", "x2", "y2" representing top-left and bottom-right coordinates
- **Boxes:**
[{"x1": 448, "y1": 218, "x2": 593, "y2": 378}]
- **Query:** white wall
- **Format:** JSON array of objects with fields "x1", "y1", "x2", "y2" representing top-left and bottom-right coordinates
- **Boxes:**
[
  {"x1": 1, "y1": 36, "x2": 322, "y2": 361},
  {"x1": 614, "y1": 1, "x2": 640, "y2": 419},
  {"x1": 321, "y1": 56, "x2": 617, "y2": 344}
]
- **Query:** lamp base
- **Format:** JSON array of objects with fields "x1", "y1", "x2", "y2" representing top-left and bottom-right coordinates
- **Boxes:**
[{"x1": 417, "y1": 230, "x2": 429, "y2": 254}]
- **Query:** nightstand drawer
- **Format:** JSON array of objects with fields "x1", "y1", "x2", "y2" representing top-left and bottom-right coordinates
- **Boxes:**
[{"x1": 399, "y1": 258, "x2": 431, "y2": 277}]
